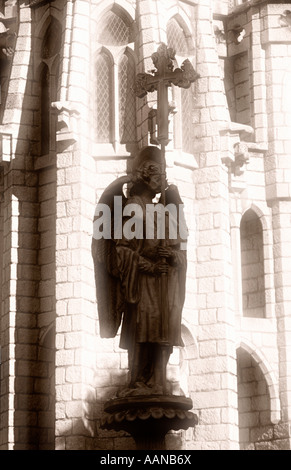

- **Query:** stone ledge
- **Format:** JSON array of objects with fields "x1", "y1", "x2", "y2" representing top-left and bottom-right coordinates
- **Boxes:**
[{"x1": 101, "y1": 394, "x2": 198, "y2": 450}]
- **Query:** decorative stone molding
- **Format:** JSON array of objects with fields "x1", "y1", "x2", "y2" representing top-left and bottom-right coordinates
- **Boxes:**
[
  {"x1": 51, "y1": 101, "x2": 80, "y2": 144},
  {"x1": 101, "y1": 394, "x2": 198, "y2": 450},
  {"x1": 237, "y1": 339, "x2": 281, "y2": 425}
]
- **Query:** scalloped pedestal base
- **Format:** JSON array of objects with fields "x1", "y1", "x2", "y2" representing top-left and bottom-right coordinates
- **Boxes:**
[{"x1": 101, "y1": 395, "x2": 198, "y2": 450}]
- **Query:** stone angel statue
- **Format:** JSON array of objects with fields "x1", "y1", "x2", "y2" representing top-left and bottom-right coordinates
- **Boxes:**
[{"x1": 92, "y1": 146, "x2": 188, "y2": 396}]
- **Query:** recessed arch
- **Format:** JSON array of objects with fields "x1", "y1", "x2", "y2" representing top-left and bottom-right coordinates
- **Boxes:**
[
  {"x1": 241, "y1": 203, "x2": 270, "y2": 232},
  {"x1": 168, "y1": 324, "x2": 198, "y2": 397},
  {"x1": 34, "y1": 7, "x2": 63, "y2": 44},
  {"x1": 164, "y1": 6, "x2": 194, "y2": 43},
  {"x1": 33, "y1": 15, "x2": 62, "y2": 83},
  {"x1": 41, "y1": 17, "x2": 62, "y2": 59},
  {"x1": 181, "y1": 323, "x2": 199, "y2": 360},
  {"x1": 240, "y1": 208, "x2": 266, "y2": 318},
  {"x1": 236, "y1": 340, "x2": 281, "y2": 424}
]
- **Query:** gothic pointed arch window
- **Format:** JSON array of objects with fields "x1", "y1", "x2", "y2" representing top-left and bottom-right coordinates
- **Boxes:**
[
  {"x1": 95, "y1": 51, "x2": 113, "y2": 143},
  {"x1": 98, "y1": 9, "x2": 132, "y2": 46},
  {"x1": 118, "y1": 52, "x2": 136, "y2": 144},
  {"x1": 95, "y1": 8, "x2": 137, "y2": 150},
  {"x1": 167, "y1": 17, "x2": 194, "y2": 155}
]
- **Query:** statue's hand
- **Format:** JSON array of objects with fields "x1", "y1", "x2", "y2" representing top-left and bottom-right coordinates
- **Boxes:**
[
  {"x1": 153, "y1": 261, "x2": 168, "y2": 274},
  {"x1": 157, "y1": 246, "x2": 173, "y2": 259},
  {"x1": 157, "y1": 246, "x2": 178, "y2": 267}
]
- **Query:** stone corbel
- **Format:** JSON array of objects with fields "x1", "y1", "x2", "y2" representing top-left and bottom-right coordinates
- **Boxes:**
[
  {"x1": 228, "y1": 141, "x2": 250, "y2": 193},
  {"x1": 232, "y1": 142, "x2": 250, "y2": 177},
  {"x1": 219, "y1": 122, "x2": 253, "y2": 193},
  {"x1": 51, "y1": 101, "x2": 80, "y2": 144},
  {"x1": 220, "y1": 122, "x2": 253, "y2": 166}
]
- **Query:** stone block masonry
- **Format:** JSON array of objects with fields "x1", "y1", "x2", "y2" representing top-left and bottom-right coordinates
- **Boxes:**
[{"x1": 0, "y1": 0, "x2": 291, "y2": 452}]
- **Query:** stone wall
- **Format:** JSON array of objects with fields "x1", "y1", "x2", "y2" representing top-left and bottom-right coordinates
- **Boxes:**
[{"x1": 0, "y1": 0, "x2": 291, "y2": 451}]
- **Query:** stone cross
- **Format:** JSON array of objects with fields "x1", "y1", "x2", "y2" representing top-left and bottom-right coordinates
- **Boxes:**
[{"x1": 134, "y1": 42, "x2": 200, "y2": 145}]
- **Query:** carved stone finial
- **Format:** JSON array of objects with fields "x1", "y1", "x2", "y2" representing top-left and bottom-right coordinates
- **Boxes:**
[{"x1": 151, "y1": 43, "x2": 176, "y2": 74}]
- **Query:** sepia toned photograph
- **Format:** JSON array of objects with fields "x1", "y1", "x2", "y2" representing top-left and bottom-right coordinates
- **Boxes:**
[{"x1": 0, "y1": 0, "x2": 291, "y2": 454}]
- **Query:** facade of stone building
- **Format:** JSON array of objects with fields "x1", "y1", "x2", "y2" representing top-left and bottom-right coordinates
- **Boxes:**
[{"x1": 0, "y1": 0, "x2": 291, "y2": 450}]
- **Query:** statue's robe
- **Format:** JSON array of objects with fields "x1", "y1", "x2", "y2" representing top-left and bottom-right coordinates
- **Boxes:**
[{"x1": 116, "y1": 195, "x2": 186, "y2": 353}]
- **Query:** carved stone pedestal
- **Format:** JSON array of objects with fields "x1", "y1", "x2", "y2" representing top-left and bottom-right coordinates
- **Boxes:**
[{"x1": 101, "y1": 395, "x2": 198, "y2": 450}]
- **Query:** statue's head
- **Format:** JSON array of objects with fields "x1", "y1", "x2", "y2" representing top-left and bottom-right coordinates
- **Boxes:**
[{"x1": 131, "y1": 146, "x2": 164, "y2": 196}]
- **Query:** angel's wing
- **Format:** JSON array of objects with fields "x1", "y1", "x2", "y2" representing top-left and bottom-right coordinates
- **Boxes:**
[{"x1": 92, "y1": 175, "x2": 130, "y2": 338}]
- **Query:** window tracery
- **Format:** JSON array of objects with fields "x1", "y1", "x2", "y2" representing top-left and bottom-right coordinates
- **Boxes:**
[
  {"x1": 96, "y1": 52, "x2": 113, "y2": 143},
  {"x1": 95, "y1": 9, "x2": 136, "y2": 149}
]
